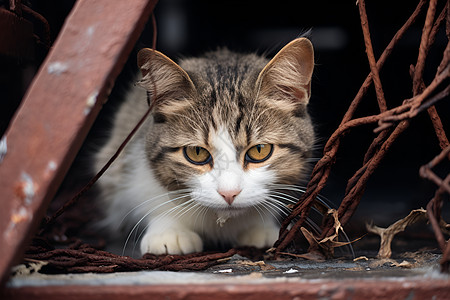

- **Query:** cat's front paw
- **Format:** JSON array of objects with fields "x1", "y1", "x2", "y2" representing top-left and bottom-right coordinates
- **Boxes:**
[
  {"x1": 140, "y1": 228, "x2": 203, "y2": 255},
  {"x1": 237, "y1": 225, "x2": 279, "y2": 249}
]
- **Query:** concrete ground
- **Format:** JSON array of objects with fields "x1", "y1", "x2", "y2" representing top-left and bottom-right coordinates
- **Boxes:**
[{"x1": 6, "y1": 251, "x2": 448, "y2": 287}]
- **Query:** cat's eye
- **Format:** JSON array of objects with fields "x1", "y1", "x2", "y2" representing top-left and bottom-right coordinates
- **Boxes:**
[
  {"x1": 245, "y1": 144, "x2": 273, "y2": 163},
  {"x1": 183, "y1": 146, "x2": 212, "y2": 165}
]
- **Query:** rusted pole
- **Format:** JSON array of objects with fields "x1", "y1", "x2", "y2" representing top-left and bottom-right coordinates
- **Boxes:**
[
  {"x1": 357, "y1": 0, "x2": 387, "y2": 112},
  {"x1": 0, "y1": 0, "x2": 158, "y2": 285}
]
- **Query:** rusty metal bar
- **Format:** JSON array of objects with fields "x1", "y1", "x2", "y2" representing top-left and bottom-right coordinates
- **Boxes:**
[
  {"x1": 2, "y1": 279, "x2": 450, "y2": 300},
  {"x1": 0, "y1": 0, "x2": 158, "y2": 285}
]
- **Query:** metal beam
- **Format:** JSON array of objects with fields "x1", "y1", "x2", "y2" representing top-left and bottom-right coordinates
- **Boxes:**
[{"x1": 0, "y1": 0, "x2": 158, "y2": 285}]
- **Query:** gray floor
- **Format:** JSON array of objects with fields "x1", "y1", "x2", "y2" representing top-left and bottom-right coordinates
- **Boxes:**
[{"x1": 7, "y1": 252, "x2": 449, "y2": 288}]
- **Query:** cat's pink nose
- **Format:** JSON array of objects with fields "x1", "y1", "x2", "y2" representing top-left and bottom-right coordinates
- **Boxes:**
[{"x1": 219, "y1": 190, "x2": 241, "y2": 205}]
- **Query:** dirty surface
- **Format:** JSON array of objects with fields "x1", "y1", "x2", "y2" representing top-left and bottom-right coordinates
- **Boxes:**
[{"x1": 6, "y1": 250, "x2": 449, "y2": 288}]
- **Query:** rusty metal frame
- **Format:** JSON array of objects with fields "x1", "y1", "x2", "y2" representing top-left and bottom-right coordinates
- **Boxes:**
[
  {"x1": 0, "y1": 0, "x2": 158, "y2": 285},
  {"x1": 3, "y1": 279, "x2": 450, "y2": 300}
]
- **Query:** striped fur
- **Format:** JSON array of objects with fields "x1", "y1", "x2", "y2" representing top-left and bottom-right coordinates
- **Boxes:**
[{"x1": 95, "y1": 38, "x2": 315, "y2": 255}]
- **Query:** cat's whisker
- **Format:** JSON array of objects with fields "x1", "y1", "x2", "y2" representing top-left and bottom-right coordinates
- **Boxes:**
[
  {"x1": 270, "y1": 191, "x2": 301, "y2": 204},
  {"x1": 149, "y1": 198, "x2": 197, "y2": 226},
  {"x1": 268, "y1": 183, "x2": 307, "y2": 192},
  {"x1": 265, "y1": 197, "x2": 294, "y2": 214},
  {"x1": 257, "y1": 201, "x2": 285, "y2": 227},
  {"x1": 259, "y1": 195, "x2": 291, "y2": 219},
  {"x1": 269, "y1": 187, "x2": 337, "y2": 222},
  {"x1": 170, "y1": 201, "x2": 202, "y2": 223},
  {"x1": 305, "y1": 217, "x2": 323, "y2": 235},
  {"x1": 264, "y1": 198, "x2": 292, "y2": 218},
  {"x1": 274, "y1": 186, "x2": 335, "y2": 211},
  {"x1": 124, "y1": 193, "x2": 192, "y2": 231},
  {"x1": 269, "y1": 192, "x2": 331, "y2": 218},
  {"x1": 128, "y1": 198, "x2": 199, "y2": 256},
  {"x1": 269, "y1": 186, "x2": 353, "y2": 256},
  {"x1": 120, "y1": 189, "x2": 192, "y2": 226},
  {"x1": 123, "y1": 197, "x2": 195, "y2": 255},
  {"x1": 251, "y1": 203, "x2": 268, "y2": 225},
  {"x1": 198, "y1": 206, "x2": 211, "y2": 237},
  {"x1": 192, "y1": 203, "x2": 209, "y2": 231},
  {"x1": 260, "y1": 201, "x2": 284, "y2": 219},
  {"x1": 305, "y1": 157, "x2": 321, "y2": 163},
  {"x1": 269, "y1": 184, "x2": 334, "y2": 207}
]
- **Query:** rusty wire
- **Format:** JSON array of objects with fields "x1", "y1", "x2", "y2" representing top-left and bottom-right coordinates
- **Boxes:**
[
  {"x1": 23, "y1": 238, "x2": 262, "y2": 273},
  {"x1": 275, "y1": 0, "x2": 449, "y2": 265}
]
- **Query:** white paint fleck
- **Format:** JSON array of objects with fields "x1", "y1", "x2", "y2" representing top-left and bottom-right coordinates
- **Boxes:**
[
  {"x1": 0, "y1": 136, "x2": 6, "y2": 163},
  {"x1": 214, "y1": 269, "x2": 233, "y2": 273},
  {"x1": 5, "y1": 207, "x2": 31, "y2": 239},
  {"x1": 47, "y1": 61, "x2": 69, "y2": 75},
  {"x1": 84, "y1": 90, "x2": 98, "y2": 115},
  {"x1": 47, "y1": 161, "x2": 57, "y2": 171},
  {"x1": 283, "y1": 268, "x2": 299, "y2": 274},
  {"x1": 14, "y1": 207, "x2": 30, "y2": 222},
  {"x1": 21, "y1": 173, "x2": 35, "y2": 205},
  {"x1": 86, "y1": 26, "x2": 95, "y2": 37}
]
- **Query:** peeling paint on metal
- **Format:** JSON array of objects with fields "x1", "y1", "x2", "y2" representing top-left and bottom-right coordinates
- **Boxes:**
[
  {"x1": 20, "y1": 173, "x2": 35, "y2": 205},
  {"x1": 43, "y1": 161, "x2": 58, "y2": 178},
  {"x1": 84, "y1": 91, "x2": 98, "y2": 115},
  {"x1": 86, "y1": 25, "x2": 95, "y2": 37},
  {"x1": 4, "y1": 207, "x2": 32, "y2": 240},
  {"x1": 47, "y1": 62, "x2": 69, "y2": 75},
  {"x1": 0, "y1": 0, "x2": 159, "y2": 285},
  {"x1": 6, "y1": 174, "x2": 36, "y2": 239},
  {"x1": 11, "y1": 207, "x2": 31, "y2": 225},
  {"x1": 47, "y1": 161, "x2": 57, "y2": 172},
  {"x1": 0, "y1": 136, "x2": 6, "y2": 163}
]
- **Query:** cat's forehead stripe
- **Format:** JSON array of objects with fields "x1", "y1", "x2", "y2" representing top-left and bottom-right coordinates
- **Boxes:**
[{"x1": 211, "y1": 127, "x2": 237, "y2": 164}]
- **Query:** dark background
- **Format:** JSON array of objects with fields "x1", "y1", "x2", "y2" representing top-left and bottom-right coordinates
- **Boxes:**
[{"x1": 1, "y1": 1, "x2": 448, "y2": 246}]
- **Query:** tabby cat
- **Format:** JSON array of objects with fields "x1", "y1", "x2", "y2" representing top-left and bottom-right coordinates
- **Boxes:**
[{"x1": 95, "y1": 37, "x2": 315, "y2": 255}]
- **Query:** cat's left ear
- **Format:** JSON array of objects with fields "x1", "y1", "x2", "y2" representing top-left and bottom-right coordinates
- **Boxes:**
[{"x1": 256, "y1": 38, "x2": 314, "y2": 105}]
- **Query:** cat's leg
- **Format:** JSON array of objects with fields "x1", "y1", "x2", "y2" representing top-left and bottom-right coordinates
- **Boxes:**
[
  {"x1": 140, "y1": 222, "x2": 203, "y2": 255},
  {"x1": 236, "y1": 215, "x2": 279, "y2": 249}
]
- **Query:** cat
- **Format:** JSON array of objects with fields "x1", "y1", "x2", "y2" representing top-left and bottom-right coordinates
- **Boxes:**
[{"x1": 94, "y1": 37, "x2": 315, "y2": 256}]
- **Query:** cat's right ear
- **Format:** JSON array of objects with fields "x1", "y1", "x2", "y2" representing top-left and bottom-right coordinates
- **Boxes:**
[{"x1": 137, "y1": 48, "x2": 196, "y2": 104}]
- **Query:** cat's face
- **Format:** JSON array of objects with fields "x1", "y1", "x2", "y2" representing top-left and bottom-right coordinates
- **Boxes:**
[{"x1": 138, "y1": 38, "x2": 315, "y2": 218}]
